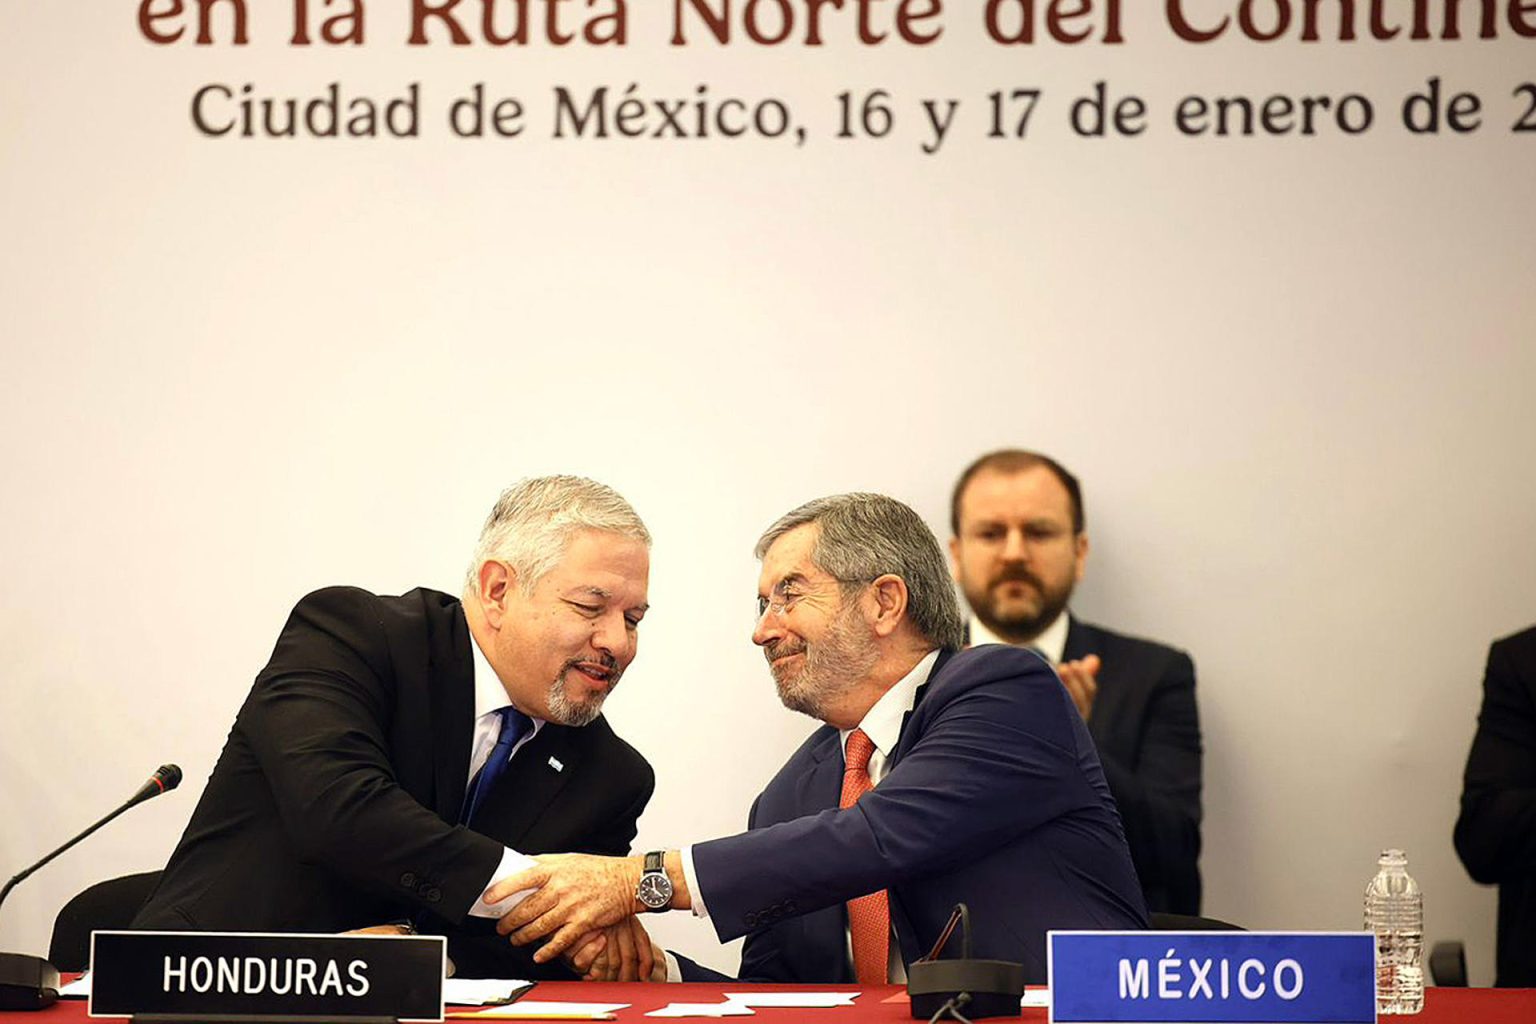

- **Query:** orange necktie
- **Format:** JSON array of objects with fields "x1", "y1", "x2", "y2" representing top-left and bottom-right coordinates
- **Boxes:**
[{"x1": 841, "y1": 728, "x2": 889, "y2": 984}]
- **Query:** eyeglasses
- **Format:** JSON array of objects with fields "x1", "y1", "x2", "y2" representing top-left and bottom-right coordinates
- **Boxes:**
[{"x1": 755, "y1": 575, "x2": 871, "y2": 622}]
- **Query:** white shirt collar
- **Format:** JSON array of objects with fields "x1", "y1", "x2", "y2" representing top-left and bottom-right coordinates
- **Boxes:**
[
  {"x1": 968, "y1": 609, "x2": 1070, "y2": 664},
  {"x1": 840, "y1": 649, "x2": 941, "y2": 759},
  {"x1": 468, "y1": 627, "x2": 547, "y2": 732},
  {"x1": 469, "y1": 629, "x2": 512, "y2": 720}
]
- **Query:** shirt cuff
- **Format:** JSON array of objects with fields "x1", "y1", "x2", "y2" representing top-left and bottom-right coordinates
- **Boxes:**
[
  {"x1": 664, "y1": 951, "x2": 682, "y2": 983},
  {"x1": 680, "y1": 845, "x2": 709, "y2": 920},
  {"x1": 467, "y1": 846, "x2": 538, "y2": 918}
]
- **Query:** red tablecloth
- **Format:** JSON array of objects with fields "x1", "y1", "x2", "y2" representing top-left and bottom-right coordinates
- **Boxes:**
[{"x1": 4, "y1": 982, "x2": 1533, "y2": 1024}]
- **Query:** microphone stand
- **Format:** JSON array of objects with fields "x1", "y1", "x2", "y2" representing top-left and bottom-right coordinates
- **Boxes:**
[
  {"x1": 0, "y1": 766, "x2": 182, "y2": 1011},
  {"x1": 0, "y1": 797, "x2": 147, "y2": 914}
]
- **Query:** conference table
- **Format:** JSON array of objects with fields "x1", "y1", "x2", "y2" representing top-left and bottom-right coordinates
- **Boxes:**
[{"x1": 5, "y1": 981, "x2": 1534, "y2": 1024}]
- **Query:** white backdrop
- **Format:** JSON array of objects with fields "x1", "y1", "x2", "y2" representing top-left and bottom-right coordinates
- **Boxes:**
[{"x1": 2, "y1": 2, "x2": 1533, "y2": 985}]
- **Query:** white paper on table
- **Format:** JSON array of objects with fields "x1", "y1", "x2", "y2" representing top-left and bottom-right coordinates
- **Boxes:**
[
  {"x1": 644, "y1": 1002, "x2": 757, "y2": 1018},
  {"x1": 443, "y1": 978, "x2": 535, "y2": 1005},
  {"x1": 59, "y1": 974, "x2": 92, "y2": 998},
  {"x1": 1021, "y1": 988, "x2": 1050, "y2": 1008},
  {"x1": 459, "y1": 1000, "x2": 630, "y2": 1018},
  {"x1": 720, "y1": 992, "x2": 858, "y2": 1008}
]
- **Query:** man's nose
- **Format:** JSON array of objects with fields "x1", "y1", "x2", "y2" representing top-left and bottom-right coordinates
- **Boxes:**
[
  {"x1": 1001, "y1": 527, "x2": 1029, "y2": 561},
  {"x1": 753, "y1": 609, "x2": 781, "y2": 648},
  {"x1": 593, "y1": 611, "x2": 628, "y2": 656}
]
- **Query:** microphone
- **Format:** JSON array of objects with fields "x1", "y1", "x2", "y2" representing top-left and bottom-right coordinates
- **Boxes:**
[
  {"x1": 125, "y1": 764, "x2": 183, "y2": 810},
  {"x1": 0, "y1": 764, "x2": 183, "y2": 1012}
]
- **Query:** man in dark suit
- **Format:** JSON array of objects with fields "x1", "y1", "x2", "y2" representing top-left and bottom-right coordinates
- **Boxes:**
[
  {"x1": 947, "y1": 449, "x2": 1203, "y2": 915},
  {"x1": 484, "y1": 493, "x2": 1147, "y2": 985},
  {"x1": 1454, "y1": 625, "x2": 1536, "y2": 987},
  {"x1": 134, "y1": 476, "x2": 658, "y2": 979}
]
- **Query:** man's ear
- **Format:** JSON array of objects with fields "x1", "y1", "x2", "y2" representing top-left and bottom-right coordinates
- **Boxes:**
[
  {"x1": 947, "y1": 535, "x2": 963, "y2": 581},
  {"x1": 476, "y1": 560, "x2": 518, "y2": 629},
  {"x1": 1074, "y1": 532, "x2": 1090, "y2": 584},
  {"x1": 868, "y1": 574, "x2": 910, "y2": 639}
]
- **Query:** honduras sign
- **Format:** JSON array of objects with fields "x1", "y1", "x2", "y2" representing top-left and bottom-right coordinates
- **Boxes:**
[{"x1": 1048, "y1": 932, "x2": 1376, "y2": 1023}]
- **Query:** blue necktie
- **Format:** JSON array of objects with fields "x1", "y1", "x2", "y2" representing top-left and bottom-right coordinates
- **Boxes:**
[{"x1": 462, "y1": 706, "x2": 531, "y2": 825}]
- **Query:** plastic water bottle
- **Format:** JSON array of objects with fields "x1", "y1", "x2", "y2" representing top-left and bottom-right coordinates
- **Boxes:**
[{"x1": 1364, "y1": 849, "x2": 1424, "y2": 1014}]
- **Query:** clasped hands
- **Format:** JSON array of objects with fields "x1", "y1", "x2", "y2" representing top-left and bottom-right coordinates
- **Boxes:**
[{"x1": 487, "y1": 853, "x2": 665, "y2": 981}]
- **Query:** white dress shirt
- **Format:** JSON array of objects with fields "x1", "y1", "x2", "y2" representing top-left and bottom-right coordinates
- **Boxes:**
[
  {"x1": 968, "y1": 609, "x2": 1069, "y2": 664},
  {"x1": 465, "y1": 632, "x2": 544, "y2": 918}
]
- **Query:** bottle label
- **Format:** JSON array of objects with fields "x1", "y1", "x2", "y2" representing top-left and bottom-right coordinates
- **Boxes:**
[{"x1": 1048, "y1": 931, "x2": 1375, "y2": 1023}]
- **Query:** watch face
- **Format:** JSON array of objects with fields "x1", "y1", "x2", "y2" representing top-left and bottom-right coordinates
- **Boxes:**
[{"x1": 638, "y1": 873, "x2": 672, "y2": 909}]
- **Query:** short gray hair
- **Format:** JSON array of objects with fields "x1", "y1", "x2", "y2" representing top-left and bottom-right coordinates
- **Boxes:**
[
  {"x1": 755, "y1": 493, "x2": 965, "y2": 651},
  {"x1": 465, "y1": 476, "x2": 650, "y2": 595}
]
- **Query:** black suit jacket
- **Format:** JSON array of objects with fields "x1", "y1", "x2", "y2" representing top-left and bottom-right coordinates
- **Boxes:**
[
  {"x1": 1063, "y1": 617, "x2": 1203, "y2": 915},
  {"x1": 1454, "y1": 625, "x2": 1536, "y2": 987},
  {"x1": 133, "y1": 587, "x2": 654, "y2": 979},
  {"x1": 680, "y1": 646, "x2": 1146, "y2": 985}
]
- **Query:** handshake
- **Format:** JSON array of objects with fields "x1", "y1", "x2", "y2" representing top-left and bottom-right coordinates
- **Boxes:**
[
  {"x1": 135, "y1": 484, "x2": 1164, "y2": 989},
  {"x1": 489, "y1": 853, "x2": 687, "y2": 983}
]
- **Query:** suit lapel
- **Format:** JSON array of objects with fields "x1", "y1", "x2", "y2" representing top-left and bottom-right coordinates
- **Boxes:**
[
  {"x1": 889, "y1": 649, "x2": 955, "y2": 968},
  {"x1": 430, "y1": 602, "x2": 477, "y2": 822},
  {"x1": 476, "y1": 724, "x2": 580, "y2": 849},
  {"x1": 797, "y1": 727, "x2": 845, "y2": 813},
  {"x1": 894, "y1": 648, "x2": 954, "y2": 765},
  {"x1": 1064, "y1": 617, "x2": 1119, "y2": 745},
  {"x1": 1063, "y1": 615, "x2": 1091, "y2": 662},
  {"x1": 795, "y1": 728, "x2": 852, "y2": 982}
]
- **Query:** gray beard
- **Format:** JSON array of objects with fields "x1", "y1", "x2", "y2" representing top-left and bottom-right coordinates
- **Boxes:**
[
  {"x1": 544, "y1": 671, "x2": 607, "y2": 727},
  {"x1": 772, "y1": 606, "x2": 878, "y2": 721}
]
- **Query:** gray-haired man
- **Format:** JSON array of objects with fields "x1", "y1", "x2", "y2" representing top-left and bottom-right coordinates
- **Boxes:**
[{"x1": 135, "y1": 477, "x2": 659, "y2": 980}]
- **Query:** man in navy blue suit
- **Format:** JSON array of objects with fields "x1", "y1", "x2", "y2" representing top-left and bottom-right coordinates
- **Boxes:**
[{"x1": 488, "y1": 493, "x2": 1147, "y2": 984}]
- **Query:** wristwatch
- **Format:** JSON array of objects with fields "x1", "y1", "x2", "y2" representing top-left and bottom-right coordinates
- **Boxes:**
[{"x1": 635, "y1": 850, "x2": 674, "y2": 911}]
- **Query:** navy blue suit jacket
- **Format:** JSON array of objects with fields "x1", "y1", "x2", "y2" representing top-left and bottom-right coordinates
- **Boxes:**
[{"x1": 682, "y1": 645, "x2": 1147, "y2": 984}]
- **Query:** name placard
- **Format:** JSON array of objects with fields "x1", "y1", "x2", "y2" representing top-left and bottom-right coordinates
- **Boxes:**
[
  {"x1": 88, "y1": 931, "x2": 446, "y2": 1021},
  {"x1": 1047, "y1": 931, "x2": 1375, "y2": 1024}
]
